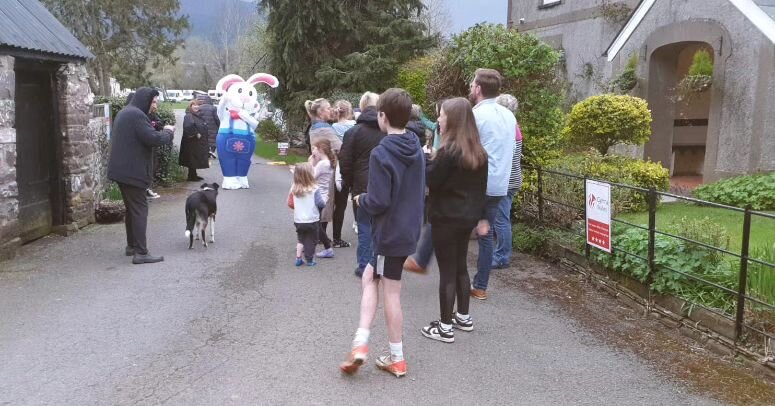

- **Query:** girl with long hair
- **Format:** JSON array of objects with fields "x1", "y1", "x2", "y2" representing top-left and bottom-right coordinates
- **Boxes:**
[
  {"x1": 310, "y1": 138, "x2": 337, "y2": 258},
  {"x1": 420, "y1": 97, "x2": 489, "y2": 343},
  {"x1": 288, "y1": 163, "x2": 325, "y2": 266}
]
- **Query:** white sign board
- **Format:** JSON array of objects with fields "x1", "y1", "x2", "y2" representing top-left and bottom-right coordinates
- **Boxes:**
[{"x1": 585, "y1": 180, "x2": 612, "y2": 253}]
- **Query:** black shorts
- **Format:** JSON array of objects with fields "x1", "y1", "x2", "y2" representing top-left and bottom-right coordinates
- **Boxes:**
[{"x1": 368, "y1": 255, "x2": 408, "y2": 281}]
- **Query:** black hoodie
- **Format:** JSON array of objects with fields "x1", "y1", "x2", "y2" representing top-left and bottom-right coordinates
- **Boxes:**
[
  {"x1": 338, "y1": 107, "x2": 385, "y2": 195},
  {"x1": 359, "y1": 132, "x2": 425, "y2": 257},
  {"x1": 107, "y1": 87, "x2": 174, "y2": 188}
]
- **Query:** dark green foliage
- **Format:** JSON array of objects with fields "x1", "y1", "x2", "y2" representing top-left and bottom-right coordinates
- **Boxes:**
[
  {"x1": 426, "y1": 24, "x2": 565, "y2": 166},
  {"x1": 42, "y1": 0, "x2": 188, "y2": 95},
  {"x1": 593, "y1": 220, "x2": 738, "y2": 312},
  {"x1": 693, "y1": 173, "x2": 775, "y2": 210},
  {"x1": 260, "y1": 0, "x2": 435, "y2": 130},
  {"x1": 513, "y1": 225, "x2": 547, "y2": 255},
  {"x1": 257, "y1": 119, "x2": 284, "y2": 142},
  {"x1": 611, "y1": 55, "x2": 638, "y2": 93},
  {"x1": 104, "y1": 182, "x2": 123, "y2": 201}
]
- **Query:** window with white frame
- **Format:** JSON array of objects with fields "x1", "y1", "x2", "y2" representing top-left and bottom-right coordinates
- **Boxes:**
[{"x1": 541, "y1": 0, "x2": 562, "y2": 7}]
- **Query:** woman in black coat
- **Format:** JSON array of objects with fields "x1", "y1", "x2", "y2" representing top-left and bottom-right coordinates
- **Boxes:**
[{"x1": 180, "y1": 101, "x2": 210, "y2": 181}]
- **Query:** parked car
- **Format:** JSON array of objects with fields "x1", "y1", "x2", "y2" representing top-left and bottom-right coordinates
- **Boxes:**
[
  {"x1": 166, "y1": 90, "x2": 185, "y2": 103},
  {"x1": 208, "y1": 89, "x2": 224, "y2": 102}
]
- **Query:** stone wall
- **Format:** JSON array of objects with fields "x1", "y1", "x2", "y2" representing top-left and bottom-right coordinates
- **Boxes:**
[
  {"x1": 0, "y1": 55, "x2": 18, "y2": 258},
  {"x1": 56, "y1": 63, "x2": 97, "y2": 233}
]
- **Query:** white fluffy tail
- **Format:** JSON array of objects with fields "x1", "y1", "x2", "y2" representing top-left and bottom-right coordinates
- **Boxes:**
[{"x1": 185, "y1": 230, "x2": 191, "y2": 238}]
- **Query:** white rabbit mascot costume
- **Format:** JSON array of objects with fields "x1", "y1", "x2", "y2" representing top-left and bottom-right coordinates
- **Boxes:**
[{"x1": 215, "y1": 73, "x2": 279, "y2": 189}]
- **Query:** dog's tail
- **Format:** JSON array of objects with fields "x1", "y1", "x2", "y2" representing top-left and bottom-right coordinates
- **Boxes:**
[{"x1": 185, "y1": 206, "x2": 195, "y2": 237}]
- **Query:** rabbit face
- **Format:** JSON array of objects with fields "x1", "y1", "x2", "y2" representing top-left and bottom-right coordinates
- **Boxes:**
[
  {"x1": 223, "y1": 82, "x2": 260, "y2": 114},
  {"x1": 216, "y1": 73, "x2": 279, "y2": 116}
]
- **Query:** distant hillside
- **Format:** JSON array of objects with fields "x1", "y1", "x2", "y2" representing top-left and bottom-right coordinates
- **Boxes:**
[{"x1": 179, "y1": 0, "x2": 258, "y2": 42}]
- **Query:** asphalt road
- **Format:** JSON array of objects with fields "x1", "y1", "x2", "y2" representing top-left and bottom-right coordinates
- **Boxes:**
[{"x1": 0, "y1": 159, "x2": 724, "y2": 405}]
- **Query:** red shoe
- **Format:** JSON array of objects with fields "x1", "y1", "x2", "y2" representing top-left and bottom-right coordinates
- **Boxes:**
[
  {"x1": 403, "y1": 257, "x2": 426, "y2": 275},
  {"x1": 375, "y1": 354, "x2": 407, "y2": 377},
  {"x1": 339, "y1": 344, "x2": 368, "y2": 375}
]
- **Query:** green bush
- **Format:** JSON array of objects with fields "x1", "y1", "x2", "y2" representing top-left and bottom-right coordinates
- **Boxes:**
[
  {"x1": 426, "y1": 24, "x2": 565, "y2": 166},
  {"x1": 688, "y1": 49, "x2": 713, "y2": 76},
  {"x1": 513, "y1": 225, "x2": 548, "y2": 255},
  {"x1": 611, "y1": 55, "x2": 638, "y2": 94},
  {"x1": 563, "y1": 94, "x2": 652, "y2": 155},
  {"x1": 104, "y1": 182, "x2": 123, "y2": 202},
  {"x1": 593, "y1": 219, "x2": 738, "y2": 312},
  {"x1": 396, "y1": 56, "x2": 434, "y2": 117},
  {"x1": 693, "y1": 172, "x2": 775, "y2": 210},
  {"x1": 544, "y1": 150, "x2": 669, "y2": 214},
  {"x1": 257, "y1": 119, "x2": 285, "y2": 142},
  {"x1": 749, "y1": 243, "x2": 775, "y2": 306}
]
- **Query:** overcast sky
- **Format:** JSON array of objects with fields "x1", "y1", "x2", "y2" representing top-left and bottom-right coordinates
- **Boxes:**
[{"x1": 446, "y1": 0, "x2": 507, "y2": 33}]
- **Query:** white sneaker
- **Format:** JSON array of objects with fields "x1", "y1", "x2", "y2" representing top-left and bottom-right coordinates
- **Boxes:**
[{"x1": 146, "y1": 189, "x2": 160, "y2": 199}]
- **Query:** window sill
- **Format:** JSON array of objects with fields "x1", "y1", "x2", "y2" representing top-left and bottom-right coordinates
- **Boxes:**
[{"x1": 538, "y1": 1, "x2": 562, "y2": 9}]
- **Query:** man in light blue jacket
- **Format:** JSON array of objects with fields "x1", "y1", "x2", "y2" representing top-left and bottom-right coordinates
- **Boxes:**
[{"x1": 469, "y1": 68, "x2": 516, "y2": 300}]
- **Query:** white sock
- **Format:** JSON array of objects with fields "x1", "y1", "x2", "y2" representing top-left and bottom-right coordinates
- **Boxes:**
[
  {"x1": 353, "y1": 328, "x2": 369, "y2": 347},
  {"x1": 389, "y1": 341, "x2": 404, "y2": 362},
  {"x1": 456, "y1": 312, "x2": 470, "y2": 321},
  {"x1": 439, "y1": 322, "x2": 452, "y2": 331}
]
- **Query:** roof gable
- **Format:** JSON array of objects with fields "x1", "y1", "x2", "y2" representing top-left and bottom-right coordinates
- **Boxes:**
[
  {"x1": 606, "y1": 0, "x2": 775, "y2": 61},
  {"x1": 0, "y1": 0, "x2": 94, "y2": 61}
]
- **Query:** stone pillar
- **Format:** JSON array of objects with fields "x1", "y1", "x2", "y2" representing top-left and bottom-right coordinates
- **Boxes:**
[
  {"x1": 56, "y1": 63, "x2": 97, "y2": 234},
  {"x1": 0, "y1": 55, "x2": 19, "y2": 259}
]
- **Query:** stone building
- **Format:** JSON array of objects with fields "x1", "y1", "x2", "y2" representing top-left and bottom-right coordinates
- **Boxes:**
[
  {"x1": 509, "y1": 0, "x2": 775, "y2": 183},
  {"x1": 0, "y1": 0, "x2": 98, "y2": 259}
]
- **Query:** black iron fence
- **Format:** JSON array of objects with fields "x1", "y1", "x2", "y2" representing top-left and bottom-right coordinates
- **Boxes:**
[{"x1": 522, "y1": 165, "x2": 774, "y2": 352}]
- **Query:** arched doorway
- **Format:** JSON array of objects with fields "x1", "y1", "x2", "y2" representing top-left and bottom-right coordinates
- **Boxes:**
[
  {"x1": 645, "y1": 42, "x2": 713, "y2": 190},
  {"x1": 641, "y1": 20, "x2": 729, "y2": 190}
]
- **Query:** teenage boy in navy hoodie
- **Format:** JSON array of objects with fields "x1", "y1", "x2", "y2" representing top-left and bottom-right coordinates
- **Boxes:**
[{"x1": 340, "y1": 88, "x2": 425, "y2": 378}]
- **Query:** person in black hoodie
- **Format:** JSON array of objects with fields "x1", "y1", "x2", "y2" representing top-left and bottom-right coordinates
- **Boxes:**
[
  {"x1": 340, "y1": 89, "x2": 424, "y2": 379},
  {"x1": 108, "y1": 87, "x2": 175, "y2": 264},
  {"x1": 338, "y1": 92, "x2": 382, "y2": 277},
  {"x1": 419, "y1": 97, "x2": 489, "y2": 344}
]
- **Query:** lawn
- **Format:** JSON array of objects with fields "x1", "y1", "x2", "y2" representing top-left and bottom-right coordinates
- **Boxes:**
[
  {"x1": 617, "y1": 202, "x2": 775, "y2": 253},
  {"x1": 163, "y1": 101, "x2": 190, "y2": 110},
  {"x1": 254, "y1": 139, "x2": 307, "y2": 165}
]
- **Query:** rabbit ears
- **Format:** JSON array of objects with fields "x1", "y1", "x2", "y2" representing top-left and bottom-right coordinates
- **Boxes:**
[{"x1": 216, "y1": 73, "x2": 280, "y2": 91}]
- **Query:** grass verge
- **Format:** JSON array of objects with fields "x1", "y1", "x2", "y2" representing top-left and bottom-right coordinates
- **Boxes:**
[{"x1": 254, "y1": 139, "x2": 307, "y2": 165}]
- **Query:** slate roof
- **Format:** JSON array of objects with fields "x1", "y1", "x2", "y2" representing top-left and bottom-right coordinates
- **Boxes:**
[
  {"x1": 755, "y1": 0, "x2": 775, "y2": 19},
  {"x1": 0, "y1": 0, "x2": 94, "y2": 61}
]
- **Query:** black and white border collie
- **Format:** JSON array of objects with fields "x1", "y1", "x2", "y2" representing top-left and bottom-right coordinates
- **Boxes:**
[{"x1": 185, "y1": 183, "x2": 219, "y2": 249}]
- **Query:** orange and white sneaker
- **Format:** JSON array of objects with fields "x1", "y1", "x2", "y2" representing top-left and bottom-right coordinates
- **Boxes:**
[
  {"x1": 375, "y1": 354, "x2": 407, "y2": 378},
  {"x1": 339, "y1": 344, "x2": 368, "y2": 375}
]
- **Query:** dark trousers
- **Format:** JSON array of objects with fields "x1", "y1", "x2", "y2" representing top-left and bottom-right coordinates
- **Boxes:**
[
  {"x1": 295, "y1": 222, "x2": 319, "y2": 261},
  {"x1": 187, "y1": 167, "x2": 198, "y2": 180},
  {"x1": 332, "y1": 186, "x2": 350, "y2": 240},
  {"x1": 118, "y1": 183, "x2": 149, "y2": 255},
  {"x1": 319, "y1": 221, "x2": 332, "y2": 249},
  {"x1": 432, "y1": 223, "x2": 473, "y2": 324}
]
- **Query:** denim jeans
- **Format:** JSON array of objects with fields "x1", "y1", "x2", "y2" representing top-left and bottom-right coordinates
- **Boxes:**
[
  {"x1": 492, "y1": 190, "x2": 516, "y2": 267},
  {"x1": 412, "y1": 223, "x2": 434, "y2": 268},
  {"x1": 473, "y1": 196, "x2": 504, "y2": 291},
  {"x1": 356, "y1": 206, "x2": 374, "y2": 271}
]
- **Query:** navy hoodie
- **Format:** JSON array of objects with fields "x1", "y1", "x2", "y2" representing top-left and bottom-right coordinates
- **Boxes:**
[{"x1": 359, "y1": 132, "x2": 425, "y2": 257}]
